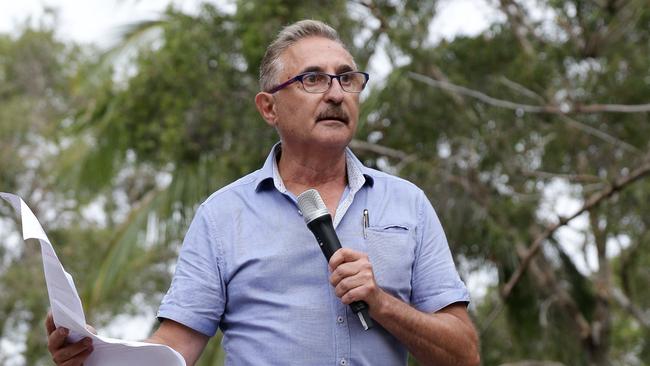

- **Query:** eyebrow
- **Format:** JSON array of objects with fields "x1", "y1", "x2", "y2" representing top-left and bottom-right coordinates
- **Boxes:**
[{"x1": 299, "y1": 64, "x2": 356, "y2": 74}]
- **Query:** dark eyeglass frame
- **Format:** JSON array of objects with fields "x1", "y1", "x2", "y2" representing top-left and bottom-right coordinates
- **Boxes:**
[{"x1": 267, "y1": 71, "x2": 370, "y2": 94}]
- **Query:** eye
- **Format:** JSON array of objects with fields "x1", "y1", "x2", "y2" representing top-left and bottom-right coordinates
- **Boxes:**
[
  {"x1": 339, "y1": 74, "x2": 352, "y2": 85},
  {"x1": 302, "y1": 74, "x2": 316, "y2": 84},
  {"x1": 303, "y1": 73, "x2": 329, "y2": 86}
]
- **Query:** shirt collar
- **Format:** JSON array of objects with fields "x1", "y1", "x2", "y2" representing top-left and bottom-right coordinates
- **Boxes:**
[{"x1": 254, "y1": 142, "x2": 374, "y2": 193}]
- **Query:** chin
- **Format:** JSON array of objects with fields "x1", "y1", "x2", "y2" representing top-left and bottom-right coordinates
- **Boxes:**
[
  {"x1": 313, "y1": 133, "x2": 353, "y2": 149},
  {"x1": 315, "y1": 121, "x2": 355, "y2": 138}
]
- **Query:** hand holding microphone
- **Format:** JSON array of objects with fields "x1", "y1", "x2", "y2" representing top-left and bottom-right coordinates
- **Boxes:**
[{"x1": 297, "y1": 189, "x2": 374, "y2": 330}]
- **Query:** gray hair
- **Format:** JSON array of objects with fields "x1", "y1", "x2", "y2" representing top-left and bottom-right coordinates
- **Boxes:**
[{"x1": 259, "y1": 20, "x2": 350, "y2": 92}]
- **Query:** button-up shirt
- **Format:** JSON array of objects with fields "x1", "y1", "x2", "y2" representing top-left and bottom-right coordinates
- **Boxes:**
[{"x1": 158, "y1": 144, "x2": 470, "y2": 365}]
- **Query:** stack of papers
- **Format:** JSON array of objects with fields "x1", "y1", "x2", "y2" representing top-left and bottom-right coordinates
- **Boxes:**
[{"x1": 0, "y1": 193, "x2": 186, "y2": 366}]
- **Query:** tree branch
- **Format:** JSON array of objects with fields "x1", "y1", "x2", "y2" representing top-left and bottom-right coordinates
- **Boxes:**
[
  {"x1": 557, "y1": 114, "x2": 640, "y2": 153},
  {"x1": 408, "y1": 71, "x2": 641, "y2": 152},
  {"x1": 354, "y1": 0, "x2": 390, "y2": 33},
  {"x1": 497, "y1": 0, "x2": 536, "y2": 57},
  {"x1": 574, "y1": 103, "x2": 650, "y2": 113},
  {"x1": 349, "y1": 139, "x2": 418, "y2": 173},
  {"x1": 482, "y1": 241, "x2": 594, "y2": 339},
  {"x1": 498, "y1": 76, "x2": 546, "y2": 103},
  {"x1": 496, "y1": 75, "x2": 638, "y2": 152},
  {"x1": 610, "y1": 286, "x2": 650, "y2": 328},
  {"x1": 349, "y1": 139, "x2": 412, "y2": 160},
  {"x1": 408, "y1": 71, "x2": 554, "y2": 113},
  {"x1": 520, "y1": 169, "x2": 602, "y2": 183},
  {"x1": 501, "y1": 155, "x2": 650, "y2": 299},
  {"x1": 408, "y1": 71, "x2": 650, "y2": 114}
]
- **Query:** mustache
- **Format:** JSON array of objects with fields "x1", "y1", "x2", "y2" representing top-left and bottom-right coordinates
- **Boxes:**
[{"x1": 315, "y1": 106, "x2": 349, "y2": 123}]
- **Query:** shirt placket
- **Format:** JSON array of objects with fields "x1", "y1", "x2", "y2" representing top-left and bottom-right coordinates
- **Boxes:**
[{"x1": 333, "y1": 299, "x2": 351, "y2": 366}]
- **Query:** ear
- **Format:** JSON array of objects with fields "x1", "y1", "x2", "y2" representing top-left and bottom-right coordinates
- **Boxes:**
[{"x1": 255, "y1": 92, "x2": 278, "y2": 127}]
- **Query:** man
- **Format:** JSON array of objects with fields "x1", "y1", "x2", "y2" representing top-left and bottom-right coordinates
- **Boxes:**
[{"x1": 46, "y1": 20, "x2": 480, "y2": 366}]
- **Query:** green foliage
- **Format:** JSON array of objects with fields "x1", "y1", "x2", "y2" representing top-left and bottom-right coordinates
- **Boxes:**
[
  {"x1": 234, "y1": 0, "x2": 361, "y2": 73},
  {"x1": 3, "y1": 1, "x2": 650, "y2": 365}
]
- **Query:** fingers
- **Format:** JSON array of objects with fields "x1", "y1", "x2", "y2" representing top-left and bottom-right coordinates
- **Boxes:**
[
  {"x1": 329, "y1": 259, "x2": 371, "y2": 287},
  {"x1": 328, "y1": 248, "x2": 379, "y2": 304},
  {"x1": 328, "y1": 247, "x2": 365, "y2": 272},
  {"x1": 329, "y1": 248, "x2": 370, "y2": 287},
  {"x1": 48, "y1": 327, "x2": 69, "y2": 354},
  {"x1": 60, "y1": 346, "x2": 93, "y2": 366},
  {"x1": 45, "y1": 311, "x2": 56, "y2": 336},
  {"x1": 332, "y1": 266, "x2": 377, "y2": 304},
  {"x1": 46, "y1": 312, "x2": 95, "y2": 366},
  {"x1": 334, "y1": 269, "x2": 374, "y2": 298},
  {"x1": 51, "y1": 337, "x2": 93, "y2": 366},
  {"x1": 339, "y1": 283, "x2": 377, "y2": 304}
]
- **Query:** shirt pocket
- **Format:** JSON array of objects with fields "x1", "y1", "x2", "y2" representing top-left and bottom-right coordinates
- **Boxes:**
[{"x1": 365, "y1": 224, "x2": 415, "y2": 302}]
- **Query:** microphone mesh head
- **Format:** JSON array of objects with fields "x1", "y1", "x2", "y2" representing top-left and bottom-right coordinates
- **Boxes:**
[{"x1": 297, "y1": 189, "x2": 330, "y2": 223}]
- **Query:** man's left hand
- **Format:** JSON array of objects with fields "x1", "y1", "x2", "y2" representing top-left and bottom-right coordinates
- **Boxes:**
[{"x1": 328, "y1": 248, "x2": 384, "y2": 308}]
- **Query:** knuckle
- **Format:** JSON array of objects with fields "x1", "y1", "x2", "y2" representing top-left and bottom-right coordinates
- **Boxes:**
[
  {"x1": 351, "y1": 290, "x2": 359, "y2": 299},
  {"x1": 52, "y1": 353, "x2": 64, "y2": 363},
  {"x1": 330, "y1": 270, "x2": 337, "y2": 280},
  {"x1": 338, "y1": 281, "x2": 349, "y2": 293},
  {"x1": 367, "y1": 281, "x2": 377, "y2": 291},
  {"x1": 332, "y1": 269, "x2": 342, "y2": 281}
]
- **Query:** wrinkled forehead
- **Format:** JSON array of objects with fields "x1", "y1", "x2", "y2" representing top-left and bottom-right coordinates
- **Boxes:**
[{"x1": 278, "y1": 37, "x2": 357, "y2": 78}]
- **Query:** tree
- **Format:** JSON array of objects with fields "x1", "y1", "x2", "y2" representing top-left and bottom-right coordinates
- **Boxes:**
[
  {"x1": 361, "y1": 1, "x2": 650, "y2": 364},
  {"x1": 0, "y1": 17, "x2": 178, "y2": 366},
  {"x1": 3, "y1": 1, "x2": 650, "y2": 365}
]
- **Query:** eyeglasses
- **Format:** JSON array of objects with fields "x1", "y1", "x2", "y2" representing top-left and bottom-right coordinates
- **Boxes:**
[{"x1": 268, "y1": 71, "x2": 369, "y2": 94}]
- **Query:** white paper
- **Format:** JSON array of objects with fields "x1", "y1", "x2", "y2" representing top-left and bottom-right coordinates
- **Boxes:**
[{"x1": 0, "y1": 193, "x2": 186, "y2": 366}]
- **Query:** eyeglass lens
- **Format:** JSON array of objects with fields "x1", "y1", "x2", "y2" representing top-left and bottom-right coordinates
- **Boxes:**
[{"x1": 302, "y1": 72, "x2": 366, "y2": 93}]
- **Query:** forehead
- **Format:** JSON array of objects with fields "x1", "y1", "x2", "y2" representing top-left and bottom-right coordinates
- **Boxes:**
[{"x1": 280, "y1": 36, "x2": 355, "y2": 76}]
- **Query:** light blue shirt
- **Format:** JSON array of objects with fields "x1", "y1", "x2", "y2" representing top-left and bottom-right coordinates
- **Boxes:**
[{"x1": 158, "y1": 144, "x2": 470, "y2": 366}]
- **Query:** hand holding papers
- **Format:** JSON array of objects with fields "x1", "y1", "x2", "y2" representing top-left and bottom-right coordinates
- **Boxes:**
[{"x1": 0, "y1": 192, "x2": 186, "y2": 366}]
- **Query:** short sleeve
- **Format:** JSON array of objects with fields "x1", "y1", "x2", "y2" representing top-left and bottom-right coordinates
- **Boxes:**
[
  {"x1": 157, "y1": 204, "x2": 226, "y2": 336},
  {"x1": 410, "y1": 190, "x2": 470, "y2": 313}
]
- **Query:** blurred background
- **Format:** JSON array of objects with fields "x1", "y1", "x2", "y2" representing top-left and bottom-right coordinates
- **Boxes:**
[{"x1": 1, "y1": 0, "x2": 650, "y2": 365}]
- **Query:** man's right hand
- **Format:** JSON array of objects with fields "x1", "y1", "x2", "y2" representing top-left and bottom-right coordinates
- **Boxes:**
[{"x1": 45, "y1": 312, "x2": 94, "y2": 365}]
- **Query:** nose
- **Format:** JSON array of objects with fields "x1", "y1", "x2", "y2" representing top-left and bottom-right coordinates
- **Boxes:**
[{"x1": 323, "y1": 77, "x2": 345, "y2": 104}]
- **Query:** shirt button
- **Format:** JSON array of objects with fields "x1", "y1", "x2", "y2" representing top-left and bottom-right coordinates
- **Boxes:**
[
  {"x1": 340, "y1": 358, "x2": 347, "y2": 365},
  {"x1": 337, "y1": 316, "x2": 344, "y2": 324}
]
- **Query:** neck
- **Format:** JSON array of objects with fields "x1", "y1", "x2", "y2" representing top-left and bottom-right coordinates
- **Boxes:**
[
  {"x1": 278, "y1": 144, "x2": 347, "y2": 190},
  {"x1": 277, "y1": 144, "x2": 348, "y2": 215}
]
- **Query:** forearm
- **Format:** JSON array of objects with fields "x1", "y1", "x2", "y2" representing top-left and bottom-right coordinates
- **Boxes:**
[
  {"x1": 145, "y1": 319, "x2": 209, "y2": 366},
  {"x1": 328, "y1": 249, "x2": 479, "y2": 365},
  {"x1": 369, "y1": 291, "x2": 480, "y2": 366}
]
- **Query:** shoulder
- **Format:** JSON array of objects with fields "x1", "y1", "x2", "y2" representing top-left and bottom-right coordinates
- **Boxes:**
[{"x1": 199, "y1": 170, "x2": 261, "y2": 214}]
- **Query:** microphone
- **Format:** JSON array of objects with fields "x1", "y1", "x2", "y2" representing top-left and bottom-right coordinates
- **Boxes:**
[{"x1": 297, "y1": 189, "x2": 373, "y2": 330}]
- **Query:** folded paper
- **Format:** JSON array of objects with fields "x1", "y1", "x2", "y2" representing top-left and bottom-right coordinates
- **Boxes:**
[{"x1": 0, "y1": 192, "x2": 185, "y2": 366}]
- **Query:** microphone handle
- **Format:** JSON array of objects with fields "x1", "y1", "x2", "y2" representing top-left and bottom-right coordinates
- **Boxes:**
[{"x1": 307, "y1": 216, "x2": 374, "y2": 330}]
